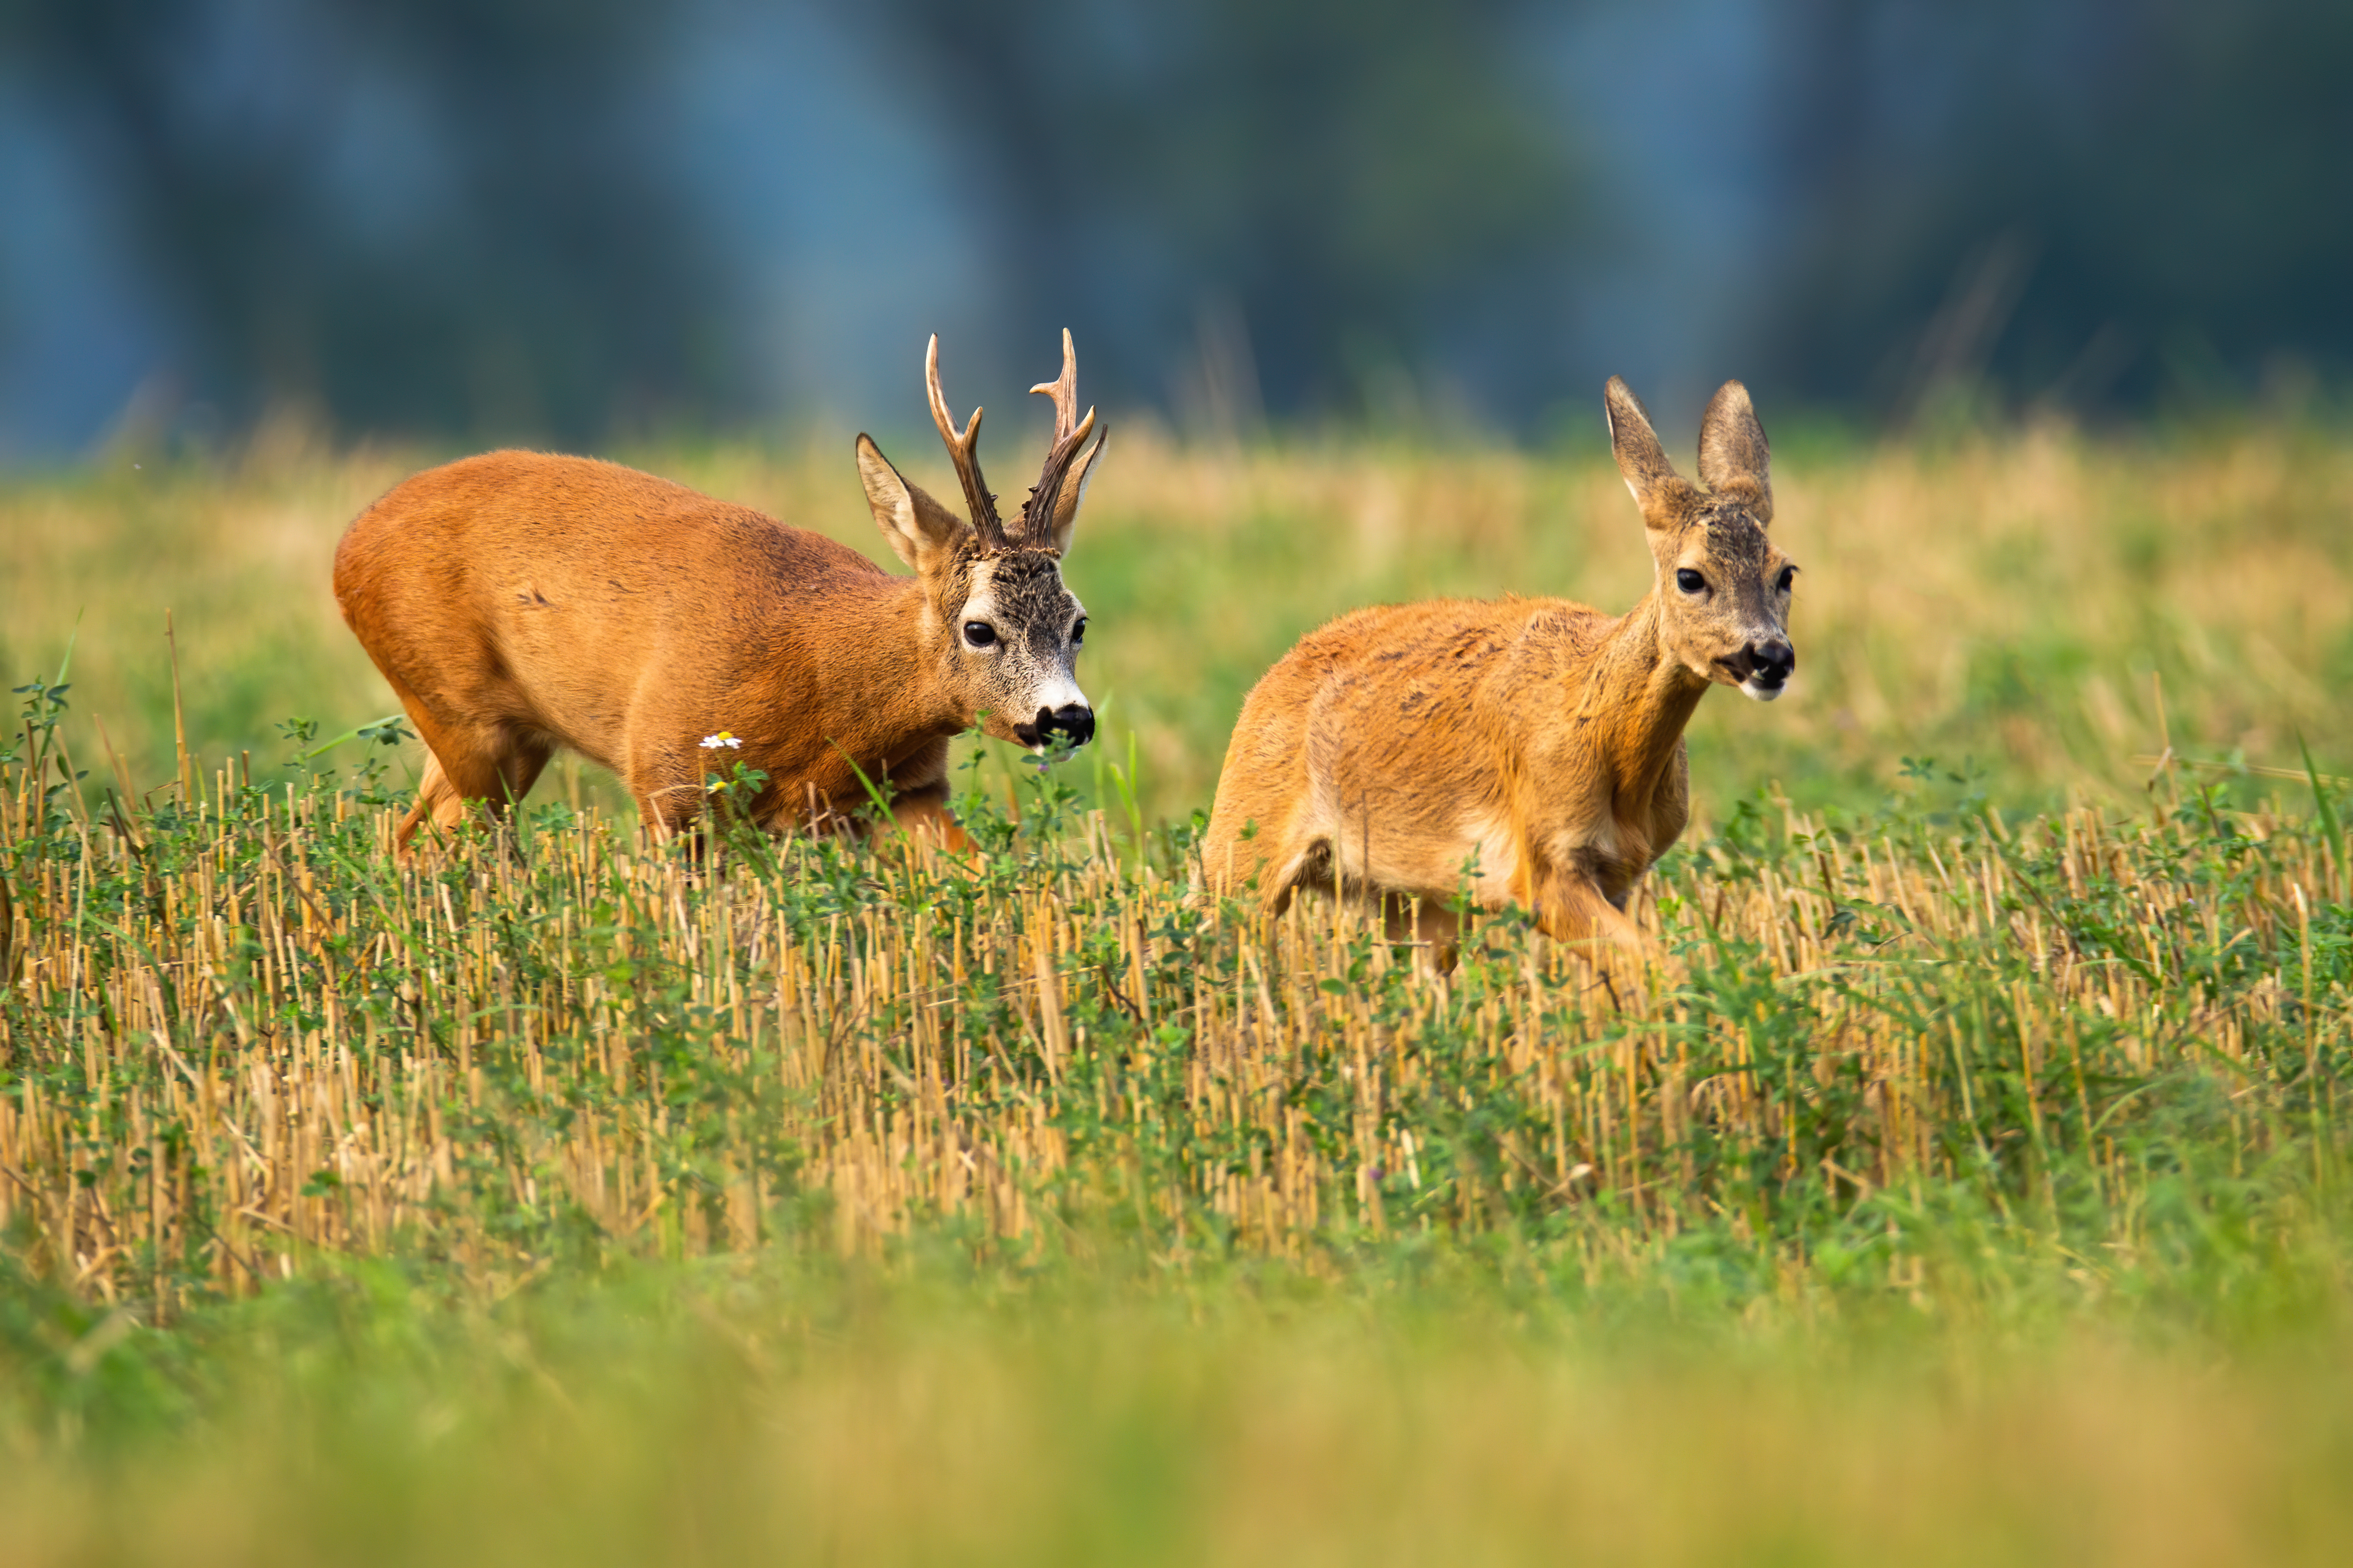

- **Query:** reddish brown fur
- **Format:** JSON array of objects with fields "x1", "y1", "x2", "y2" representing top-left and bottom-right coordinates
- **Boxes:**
[
  {"x1": 1200, "y1": 377, "x2": 1797, "y2": 953},
  {"x1": 333, "y1": 336, "x2": 1106, "y2": 849}
]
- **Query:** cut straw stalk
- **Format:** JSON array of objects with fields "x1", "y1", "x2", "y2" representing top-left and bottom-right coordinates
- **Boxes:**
[{"x1": 1, "y1": 746, "x2": 2346, "y2": 1306}]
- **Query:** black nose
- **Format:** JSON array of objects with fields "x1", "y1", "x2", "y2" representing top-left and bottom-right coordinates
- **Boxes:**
[
  {"x1": 1752, "y1": 640, "x2": 1796, "y2": 685},
  {"x1": 1015, "y1": 705, "x2": 1095, "y2": 749}
]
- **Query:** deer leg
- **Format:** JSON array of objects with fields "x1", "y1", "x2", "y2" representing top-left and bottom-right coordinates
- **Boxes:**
[
  {"x1": 396, "y1": 731, "x2": 552, "y2": 849},
  {"x1": 482, "y1": 736, "x2": 554, "y2": 856},
  {"x1": 1382, "y1": 892, "x2": 1462, "y2": 974},
  {"x1": 1380, "y1": 892, "x2": 1458, "y2": 945},
  {"x1": 383, "y1": 681, "x2": 461, "y2": 847},
  {"x1": 633, "y1": 780, "x2": 704, "y2": 841},
  {"x1": 398, "y1": 749, "x2": 463, "y2": 846},
  {"x1": 619, "y1": 731, "x2": 715, "y2": 841},
  {"x1": 1262, "y1": 835, "x2": 1339, "y2": 918},
  {"x1": 484, "y1": 734, "x2": 553, "y2": 815},
  {"x1": 383, "y1": 673, "x2": 551, "y2": 849},
  {"x1": 1531, "y1": 866, "x2": 1652, "y2": 954},
  {"x1": 884, "y1": 782, "x2": 973, "y2": 852},
  {"x1": 1197, "y1": 793, "x2": 1302, "y2": 905}
]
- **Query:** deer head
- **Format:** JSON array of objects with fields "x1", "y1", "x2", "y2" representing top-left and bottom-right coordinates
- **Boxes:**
[
  {"x1": 1605, "y1": 376, "x2": 1798, "y2": 701},
  {"x1": 855, "y1": 332, "x2": 1111, "y2": 749}
]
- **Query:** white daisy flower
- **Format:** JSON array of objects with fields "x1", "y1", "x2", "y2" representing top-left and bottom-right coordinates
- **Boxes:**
[{"x1": 701, "y1": 732, "x2": 743, "y2": 750}]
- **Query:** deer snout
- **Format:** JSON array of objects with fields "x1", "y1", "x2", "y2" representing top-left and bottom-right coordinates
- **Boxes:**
[
  {"x1": 1015, "y1": 704, "x2": 1096, "y2": 750},
  {"x1": 1735, "y1": 638, "x2": 1796, "y2": 702}
]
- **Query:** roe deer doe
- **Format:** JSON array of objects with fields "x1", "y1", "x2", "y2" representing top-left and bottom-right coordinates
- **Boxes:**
[
  {"x1": 333, "y1": 333, "x2": 1108, "y2": 849},
  {"x1": 1199, "y1": 376, "x2": 1795, "y2": 953}
]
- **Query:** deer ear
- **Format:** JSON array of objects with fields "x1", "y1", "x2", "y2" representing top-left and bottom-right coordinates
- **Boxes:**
[
  {"x1": 1697, "y1": 380, "x2": 1772, "y2": 522},
  {"x1": 1604, "y1": 376, "x2": 1684, "y2": 528},
  {"x1": 857, "y1": 435, "x2": 967, "y2": 573},
  {"x1": 1042, "y1": 425, "x2": 1107, "y2": 556}
]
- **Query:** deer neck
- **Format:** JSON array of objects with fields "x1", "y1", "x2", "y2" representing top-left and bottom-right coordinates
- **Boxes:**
[
  {"x1": 792, "y1": 575, "x2": 968, "y2": 765},
  {"x1": 1583, "y1": 590, "x2": 1708, "y2": 807}
]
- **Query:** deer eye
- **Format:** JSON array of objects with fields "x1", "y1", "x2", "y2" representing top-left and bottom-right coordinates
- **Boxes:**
[
  {"x1": 1071, "y1": 616, "x2": 1087, "y2": 646},
  {"x1": 963, "y1": 621, "x2": 998, "y2": 648},
  {"x1": 1776, "y1": 566, "x2": 1797, "y2": 593},
  {"x1": 1675, "y1": 569, "x2": 1706, "y2": 594}
]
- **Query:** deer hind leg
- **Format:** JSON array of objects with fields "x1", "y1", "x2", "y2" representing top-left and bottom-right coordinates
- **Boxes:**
[
  {"x1": 389, "y1": 693, "x2": 554, "y2": 850},
  {"x1": 1380, "y1": 892, "x2": 1462, "y2": 974},
  {"x1": 1195, "y1": 800, "x2": 1304, "y2": 910},
  {"x1": 399, "y1": 734, "x2": 553, "y2": 849},
  {"x1": 398, "y1": 749, "x2": 464, "y2": 846},
  {"x1": 1264, "y1": 835, "x2": 1341, "y2": 918}
]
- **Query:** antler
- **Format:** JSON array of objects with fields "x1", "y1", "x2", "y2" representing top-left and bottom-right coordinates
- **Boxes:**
[
  {"x1": 925, "y1": 335, "x2": 1007, "y2": 550},
  {"x1": 1018, "y1": 329, "x2": 1100, "y2": 547}
]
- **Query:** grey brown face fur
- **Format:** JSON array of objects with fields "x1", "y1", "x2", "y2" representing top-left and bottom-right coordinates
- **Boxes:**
[
  {"x1": 946, "y1": 546, "x2": 1092, "y2": 748},
  {"x1": 1655, "y1": 500, "x2": 1796, "y2": 701},
  {"x1": 1610, "y1": 377, "x2": 1798, "y2": 701}
]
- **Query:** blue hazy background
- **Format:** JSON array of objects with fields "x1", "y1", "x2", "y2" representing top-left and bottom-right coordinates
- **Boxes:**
[{"x1": 1, "y1": 0, "x2": 2347, "y2": 458}]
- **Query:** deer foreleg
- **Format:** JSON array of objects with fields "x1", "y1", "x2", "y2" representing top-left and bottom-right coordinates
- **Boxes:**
[{"x1": 883, "y1": 782, "x2": 973, "y2": 852}]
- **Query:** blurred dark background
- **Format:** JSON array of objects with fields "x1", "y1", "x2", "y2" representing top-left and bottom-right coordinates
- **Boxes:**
[{"x1": 0, "y1": 0, "x2": 2346, "y2": 457}]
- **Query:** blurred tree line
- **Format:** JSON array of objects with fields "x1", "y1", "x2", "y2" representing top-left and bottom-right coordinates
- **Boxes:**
[
  {"x1": 1765, "y1": 0, "x2": 2353, "y2": 420},
  {"x1": 2, "y1": 0, "x2": 2346, "y2": 445},
  {"x1": 2, "y1": 0, "x2": 736, "y2": 442},
  {"x1": 857, "y1": 0, "x2": 1583, "y2": 428}
]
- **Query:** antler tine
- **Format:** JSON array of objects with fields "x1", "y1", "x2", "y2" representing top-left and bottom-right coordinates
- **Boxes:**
[
  {"x1": 1019, "y1": 329, "x2": 1099, "y2": 546},
  {"x1": 924, "y1": 334, "x2": 1005, "y2": 548},
  {"x1": 1029, "y1": 328, "x2": 1081, "y2": 443}
]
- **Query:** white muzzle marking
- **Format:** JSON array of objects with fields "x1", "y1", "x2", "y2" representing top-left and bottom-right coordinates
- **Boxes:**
[{"x1": 1031, "y1": 675, "x2": 1088, "y2": 715}]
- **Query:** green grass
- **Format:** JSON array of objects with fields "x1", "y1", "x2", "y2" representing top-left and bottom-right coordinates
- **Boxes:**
[{"x1": 5, "y1": 420, "x2": 2353, "y2": 1563}]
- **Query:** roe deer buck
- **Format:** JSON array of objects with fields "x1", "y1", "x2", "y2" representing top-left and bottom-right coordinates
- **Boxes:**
[
  {"x1": 333, "y1": 332, "x2": 1108, "y2": 849},
  {"x1": 1199, "y1": 376, "x2": 1795, "y2": 953}
]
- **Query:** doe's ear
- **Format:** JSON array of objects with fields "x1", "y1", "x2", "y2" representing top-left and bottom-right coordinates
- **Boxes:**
[
  {"x1": 1696, "y1": 379, "x2": 1772, "y2": 522},
  {"x1": 857, "y1": 434, "x2": 967, "y2": 574},
  {"x1": 1604, "y1": 376, "x2": 1685, "y2": 528},
  {"x1": 1042, "y1": 426, "x2": 1108, "y2": 556}
]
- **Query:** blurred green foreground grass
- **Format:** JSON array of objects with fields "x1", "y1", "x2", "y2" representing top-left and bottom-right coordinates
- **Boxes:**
[
  {"x1": 9, "y1": 1241, "x2": 2353, "y2": 1568},
  {"x1": 5, "y1": 417, "x2": 2353, "y2": 1565}
]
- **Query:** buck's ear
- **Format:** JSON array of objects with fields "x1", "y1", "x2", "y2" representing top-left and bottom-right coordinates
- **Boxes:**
[
  {"x1": 1604, "y1": 376, "x2": 1684, "y2": 528},
  {"x1": 1042, "y1": 425, "x2": 1107, "y2": 556},
  {"x1": 857, "y1": 435, "x2": 966, "y2": 573},
  {"x1": 1696, "y1": 379, "x2": 1772, "y2": 522}
]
